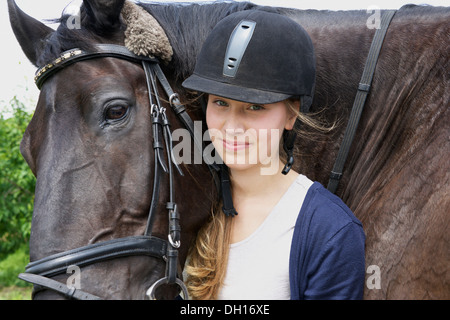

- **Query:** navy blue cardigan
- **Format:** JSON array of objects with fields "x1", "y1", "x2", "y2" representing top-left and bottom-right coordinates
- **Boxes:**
[{"x1": 289, "y1": 182, "x2": 366, "y2": 300}]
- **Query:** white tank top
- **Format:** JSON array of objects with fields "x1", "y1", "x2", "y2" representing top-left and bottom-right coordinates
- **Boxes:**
[{"x1": 217, "y1": 174, "x2": 313, "y2": 300}]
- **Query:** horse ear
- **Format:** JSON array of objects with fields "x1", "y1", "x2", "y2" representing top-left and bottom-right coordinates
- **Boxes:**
[
  {"x1": 82, "y1": 0, "x2": 125, "y2": 35},
  {"x1": 8, "y1": 0, "x2": 54, "y2": 67}
]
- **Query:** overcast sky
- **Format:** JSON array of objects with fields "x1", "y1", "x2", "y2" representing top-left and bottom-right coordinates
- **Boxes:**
[{"x1": 1, "y1": 0, "x2": 448, "y2": 108}]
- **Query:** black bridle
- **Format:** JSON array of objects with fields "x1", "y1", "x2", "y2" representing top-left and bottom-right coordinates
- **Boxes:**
[{"x1": 19, "y1": 44, "x2": 209, "y2": 300}]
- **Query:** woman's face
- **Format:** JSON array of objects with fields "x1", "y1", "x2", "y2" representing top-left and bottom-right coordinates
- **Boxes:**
[{"x1": 206, "y1": 95, "x2": 298, "y2": 175}]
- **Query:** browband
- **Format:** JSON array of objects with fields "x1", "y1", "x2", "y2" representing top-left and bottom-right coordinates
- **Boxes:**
[{"x1": 34, "y1": 44, "x2": 158, "y2": 89}]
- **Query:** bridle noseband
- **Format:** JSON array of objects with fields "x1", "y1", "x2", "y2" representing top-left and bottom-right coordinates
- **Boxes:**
[{"x1": 19, "y1": 44, "x2": 208, "y2": 300}]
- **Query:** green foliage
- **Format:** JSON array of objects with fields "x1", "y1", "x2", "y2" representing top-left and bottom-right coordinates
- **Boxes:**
[
  {"x1": 0, "y1": 244, "x2": 30, "y2": 287},
  {"x1": 0, "y1": 286, "x2": 32, "y2": 300},
  {"x1": 0, "y1": 97, "x2": 35, "y2": 260}
]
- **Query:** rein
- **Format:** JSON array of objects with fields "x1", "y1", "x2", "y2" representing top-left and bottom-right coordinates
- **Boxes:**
[
  {"x1": 19, "y1": 44, "x2": 207, "y2": 300},
  {"x1": 327, "y1": 10, "x2": 396, "y2": 193}
]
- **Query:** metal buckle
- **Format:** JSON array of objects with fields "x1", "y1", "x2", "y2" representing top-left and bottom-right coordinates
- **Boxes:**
[
  {"x1": 146, "y1": 277, "x2": 188, "y2": 300},
  {"x1": 168, "y1": 234, "x2": 181, "y2": 248},
  {"x1": 169, "y1": 93, "x2": 179, "y2": 107}
]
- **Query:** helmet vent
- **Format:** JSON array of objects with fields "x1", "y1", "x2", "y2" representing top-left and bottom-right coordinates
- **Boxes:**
[{"x1": 223, "y1": 20, "x2": 256, "y2": 78}]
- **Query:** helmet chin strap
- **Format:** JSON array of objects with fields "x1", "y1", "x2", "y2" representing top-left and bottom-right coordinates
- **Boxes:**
[
  {"x1": 282, "y1": 129, "x2": 297, "y2": 175},
  {"x1": 220, "y1": 164, "x2": 239, "y2": 217}
]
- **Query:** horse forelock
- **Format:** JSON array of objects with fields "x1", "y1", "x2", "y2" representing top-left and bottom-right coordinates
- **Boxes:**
[{"x1": 36, "y1": 12, "x2": 110, "y2": 67}]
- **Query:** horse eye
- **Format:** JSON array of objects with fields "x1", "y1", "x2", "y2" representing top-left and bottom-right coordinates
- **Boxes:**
[{"x1": 105, "y1": 105, "x2": 128, "y2": 120}]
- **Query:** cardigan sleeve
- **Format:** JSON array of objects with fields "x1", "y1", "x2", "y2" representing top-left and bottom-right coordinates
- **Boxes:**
[
  {"x1": 302, "y1": 221, "x2": 366, "y2": 299},
  {"x1": 289, "y1": 182, "x2": 366, "y2": 300}
]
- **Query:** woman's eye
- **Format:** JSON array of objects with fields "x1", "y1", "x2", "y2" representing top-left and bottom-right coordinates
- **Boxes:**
[
  {"x1": 214, "y1": 100, "x2": 228, "y2": 107},
  {"x1": 249, "y1": 104, "x2": 264, "y2": 111},
  {"x1": 105, "y1": 105, "x2": 128, "y2": 120}
]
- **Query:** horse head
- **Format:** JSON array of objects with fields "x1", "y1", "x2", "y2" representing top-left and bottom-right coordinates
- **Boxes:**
[{"x1": 8, "y1": 0, "x2": 214, "y2": 299}]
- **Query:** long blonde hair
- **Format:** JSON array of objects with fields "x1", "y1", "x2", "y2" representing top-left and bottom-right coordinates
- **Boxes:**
[
  {"x1": 184, "y1": 98, "x2": 334, "y2": 300},
  {"x1": 184, "y1": 201, "x2": 233, "y2": 300}
]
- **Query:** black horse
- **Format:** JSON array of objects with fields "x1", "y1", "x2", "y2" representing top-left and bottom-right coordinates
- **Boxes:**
[{"x1": 9, "y1": 0, "x2": 449, "y2": 299}]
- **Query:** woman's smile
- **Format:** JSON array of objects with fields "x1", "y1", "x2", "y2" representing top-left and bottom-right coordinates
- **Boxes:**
[{"x1": 221, "y1": 137, "x2": 251, "y2": 151}]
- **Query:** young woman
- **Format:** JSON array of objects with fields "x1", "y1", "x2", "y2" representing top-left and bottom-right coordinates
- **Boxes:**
[{"x1": 182, "y1": 10, "x2": 366, "y2": 300}]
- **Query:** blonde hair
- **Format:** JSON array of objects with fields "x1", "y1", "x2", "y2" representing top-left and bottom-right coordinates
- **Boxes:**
[
  {"x1": 184, "y1": 98, "x2": 334, "y2": 300},
  {"x1": 184, "y1": 202, "x2": 233, "y2": 300}
]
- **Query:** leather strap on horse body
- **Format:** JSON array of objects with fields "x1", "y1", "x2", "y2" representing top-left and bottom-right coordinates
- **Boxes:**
[{"x1": 327, "y1": 10, "x2": 396, "y2": 193}]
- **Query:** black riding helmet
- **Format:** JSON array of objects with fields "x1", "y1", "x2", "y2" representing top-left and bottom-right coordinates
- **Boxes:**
[
  {"x1": 182, "y1": 10, "x2": 316, "y2": 216},
  {"x1": 182, "y1": 9, "x2": 316, "y2": 111}
]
